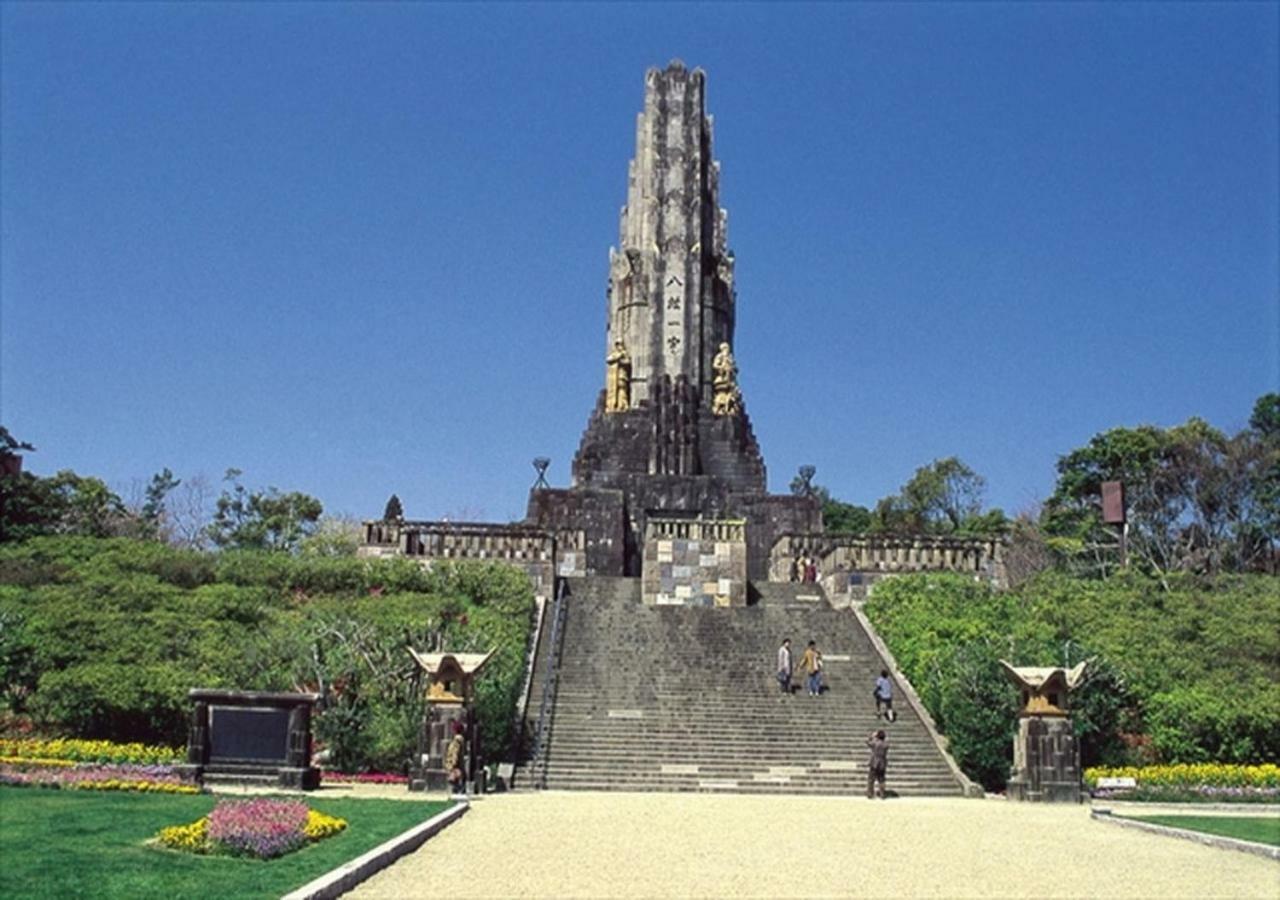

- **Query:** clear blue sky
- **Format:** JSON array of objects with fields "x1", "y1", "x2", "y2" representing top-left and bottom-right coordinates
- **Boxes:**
[{"x1": 2, "y1": 2, "x2": 1277, "y2": 523}]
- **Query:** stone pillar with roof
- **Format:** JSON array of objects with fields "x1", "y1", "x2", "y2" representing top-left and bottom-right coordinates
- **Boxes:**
[
  {"x1": 1000, "y1": 660, "x2": 1089, "y2": 802},
  {"x1": 408, "y1": 649, "x2": 494, "y2": 792}
]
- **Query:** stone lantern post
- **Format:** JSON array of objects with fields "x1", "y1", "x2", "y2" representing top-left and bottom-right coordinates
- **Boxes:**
[
  {"x1": 407, "y1": 649, "x2": 494, "y2": 792},
  {"x1": 999, "y1": 660, "x2": 1090, "y2": 803}
]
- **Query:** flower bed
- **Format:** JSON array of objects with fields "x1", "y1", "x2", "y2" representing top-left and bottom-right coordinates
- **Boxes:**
[
  {"x1": 0, "y1": 738, "x2": 182, "y2": 766},
  {"x1": 0, "y1": 759, "x2": 198, "y2": 795},
  {"x1": 157, "y1": 798, "x2": 347, "y2": 859},
  {"x1": 1086, "y1": 764, "x2": 1280, "y2": 803},
  {"x1": 320, "y1": 771, "x2": 409, "y2": 785}
]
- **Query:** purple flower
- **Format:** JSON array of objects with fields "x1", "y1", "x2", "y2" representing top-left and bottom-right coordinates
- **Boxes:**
[{"x1": 207, "y1": 798, "x2": 309, "y2": 859}]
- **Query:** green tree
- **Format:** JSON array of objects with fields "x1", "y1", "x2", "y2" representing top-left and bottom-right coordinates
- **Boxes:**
[
  {"x1": 870, "y1": 457, "x2": 1005, "y2": 535},
  {"x1": 299, "y1": 516, "x2": 362, "y2": 557},
  {"x1": 822, "y1": 498, "x2": 872, "y2": 535},
  {"x1": 383, "y1": 494, "x2": 404, "y2": 521},
  {"x1": 1250, "y1": 393, "x2": 1280, "y2": 440},
  {"x1": 208, "y1": 469, "x2": 323, "y2": 552},
  {"x1": 140, "y1": 468, "x2": 181, "y2": 539},
  {"x1": 1045, "y1": 399, "x2": 1277, "y2": 577}
]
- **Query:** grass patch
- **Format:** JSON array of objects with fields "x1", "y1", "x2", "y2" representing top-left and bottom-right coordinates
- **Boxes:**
[
  {"x1": 1126, "y1": 814, "x2": 1280, "y2": 847},
  {"x1": 0, "y1": 786, "x2": 449, "y2": 899}
]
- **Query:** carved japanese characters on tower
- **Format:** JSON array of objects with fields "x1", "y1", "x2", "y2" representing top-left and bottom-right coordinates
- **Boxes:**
[
  {"x1": 605, "y1": 340, "x2": 632, "y2": 413},
  {"x1": 603, "y1": 61, "x2": 737, "y2": 410},
  {"x1": 712, "y1": 342, "x2": 741, "y2": 416}
]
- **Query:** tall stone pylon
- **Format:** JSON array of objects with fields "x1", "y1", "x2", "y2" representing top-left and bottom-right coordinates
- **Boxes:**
[
  {"x1": 605, "y1": 60, "x2": 735, "y2": 409},
  {"x1": 527, "y1": 62, "x2": 822, "y2": 579}
]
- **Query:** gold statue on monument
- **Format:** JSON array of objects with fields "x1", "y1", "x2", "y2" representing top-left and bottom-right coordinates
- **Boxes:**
[
  {"x1": 605, "y1": 339, "x2": 632, "y2": 413},
  {"x1": 712, "y1": 341, "x2": 741, "y2": 416}
]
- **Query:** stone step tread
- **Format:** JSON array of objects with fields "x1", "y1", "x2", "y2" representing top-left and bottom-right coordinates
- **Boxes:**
[
  {"x1": 537, "y1": 771, "x2": 957, "y2": 783},
  {"x1": 537, "y1": 783, "x2": 962, "y2": 796}
]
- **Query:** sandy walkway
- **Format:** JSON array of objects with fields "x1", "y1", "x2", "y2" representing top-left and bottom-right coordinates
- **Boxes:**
[{"x1": 349, "y1": 792, "x2": 1278, "y2": 899}]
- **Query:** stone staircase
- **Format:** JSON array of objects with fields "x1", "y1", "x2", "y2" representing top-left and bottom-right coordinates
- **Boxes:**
[{"x1": 524, "y1": 576, "x2": 965, "y2": 796}]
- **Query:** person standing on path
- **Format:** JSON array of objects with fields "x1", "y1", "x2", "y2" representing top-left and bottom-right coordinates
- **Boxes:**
[
  {"x1": 776, "y1": 638, "x2": 793, "y2": 694},
  {"x1": 445, "y1": 721, "x2": 467, "y2": 799},
  {"x1": 866, "y1": 729, "x2": 889, "y2": 799},
  {"x1": 874, "y1": 669, "x2": 896, "y2": 722},
  {"x1": 799, "y1": 640, "x2": 823, "y2": 696}
]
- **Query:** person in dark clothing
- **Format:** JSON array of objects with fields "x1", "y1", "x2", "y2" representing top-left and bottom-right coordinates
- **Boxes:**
[{"x1": 866, "y1": 729, "x2": 888, "y2": 799}]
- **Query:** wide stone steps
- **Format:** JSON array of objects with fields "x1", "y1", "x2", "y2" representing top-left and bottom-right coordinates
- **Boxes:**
[
  {"x1": 539, "y1": 739, "x2": 944, "y2": 757},
  {"x1": 540, "y1": 776, "x2": 962, "y2": 797},
  {"x1": 539, "y1": 767, "x2": 959, "y2": 786},
  {"x1": 543, "y1": 758, "x2": 950, "y2": 775},
  {"x1": 546, "y1": 721, "x2": 926, "y2": 735},
  {"x1": 522, "y1": 576, "x2": 963, "y2": 797}
]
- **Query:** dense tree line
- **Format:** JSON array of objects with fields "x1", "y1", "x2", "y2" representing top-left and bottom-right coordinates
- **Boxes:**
[
  {"x1": 806, "y1": 394, "x2": 1278, "y2": 580},
  {"x1": 865, "y1": 571, "x2": 1280, "y2": 790},
  {"x1": 0, "y1": 537, "x2": 534, "y2": 772}
]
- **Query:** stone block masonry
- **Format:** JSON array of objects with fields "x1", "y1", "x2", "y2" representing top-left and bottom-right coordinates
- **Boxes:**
[{"x1": 641, "y1": 517, "x2": 747, "y2": 606}]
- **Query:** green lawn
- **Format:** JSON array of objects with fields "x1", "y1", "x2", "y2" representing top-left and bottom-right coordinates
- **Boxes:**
[
  {"x1": 1127, "y1": 814, "x2": 1280, "y2": 847},
  {"x1": 0, "y1": 786, "x2": 450, "y2": 899}
]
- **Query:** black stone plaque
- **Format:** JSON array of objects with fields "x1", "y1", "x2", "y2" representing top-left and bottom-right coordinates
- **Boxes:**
[{"x1": 209, "y1": 706, "x2": 291, "y2": 763}]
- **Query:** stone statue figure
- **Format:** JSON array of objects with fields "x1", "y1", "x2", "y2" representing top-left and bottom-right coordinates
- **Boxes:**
[
  {"x1": 605, "y1": 339, "x2": 632, "y2": 413},
  {"x1": 712, "y1": 342, "x2": 741, "y2": 416}
]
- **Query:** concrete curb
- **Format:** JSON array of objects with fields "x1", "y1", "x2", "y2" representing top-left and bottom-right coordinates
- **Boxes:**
[
  {"x1": 1091, "y1": 808, "x2": 1279, "y2": 862},
  {"x1": 1092, "y1": 800, "x2": 1280, "y2": 815},
  {"x1": 847, "y1": 602, "x2": 983, "y2": 798},
  {"x1": 282, "y1": 801, "x2": 470, "y2": 900}
]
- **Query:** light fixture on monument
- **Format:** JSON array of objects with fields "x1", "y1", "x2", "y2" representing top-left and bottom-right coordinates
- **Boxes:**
[{"x1": 532, "y1": 457, "x2": 551, "y2": 491}]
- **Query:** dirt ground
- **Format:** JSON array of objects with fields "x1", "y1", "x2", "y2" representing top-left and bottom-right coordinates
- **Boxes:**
[{"x1": 348, "y1": 791, "x2": 1280, "y2": 899}]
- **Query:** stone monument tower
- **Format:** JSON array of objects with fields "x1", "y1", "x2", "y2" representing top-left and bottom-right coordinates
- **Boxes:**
[
  {"x1": 361, "y1": 63, "x2": 1006, "y2": 601},
  {"x1": 604, "y1": 61, "x2": 736, "y2": 410},
  {"x1": 527, "y1": 61, "x2": 821, "y2": 582}
]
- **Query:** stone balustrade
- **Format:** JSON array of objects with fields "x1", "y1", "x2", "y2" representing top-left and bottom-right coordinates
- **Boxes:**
[
  {"x1": 645, "y1": 517, "x2": 747, "y2": 543},
  {"x1": 769, "y1": 532, "x2": 1007, "y2": 597},
  {"x1": 358, "y1": 520, "x2": 587, "y2": 589}
]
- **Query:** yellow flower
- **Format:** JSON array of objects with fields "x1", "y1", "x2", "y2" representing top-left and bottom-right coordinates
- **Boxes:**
[
  {"x1": 304, "y1": 810, "x2": 348, "y2": 841},
  {"x1": 158, "y1": 817, "x2": 211, "y2": 853}
]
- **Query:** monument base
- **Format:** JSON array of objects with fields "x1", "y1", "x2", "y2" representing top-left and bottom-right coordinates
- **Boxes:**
[
  {"x1": 1006, "y1": 778, "x2": 1082, "y2": 803},
  {"x1": 178, "y1": 763, "x2": 320, "y2": 791},
  {"x1": 1007, "y1": 715, "x2": 1083, "y2": 803},
  {"x1": 409, "y1": 704, "x2": 473, "y2": 793}
]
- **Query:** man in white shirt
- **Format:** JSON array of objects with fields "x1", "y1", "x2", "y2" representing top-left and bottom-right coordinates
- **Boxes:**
[{"x1": 776, "y1": 638, "x2": 793, "y2": 694}]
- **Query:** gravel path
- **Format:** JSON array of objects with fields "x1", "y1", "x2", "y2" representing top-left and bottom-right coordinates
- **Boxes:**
[{"x1": 349, "y1": 792, "x2": 1278, "y2": 899}]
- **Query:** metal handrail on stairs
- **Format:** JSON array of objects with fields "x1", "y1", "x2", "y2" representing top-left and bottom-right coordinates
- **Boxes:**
[{"x1": 530, "y1": 577, "x2": 569, "y2": 789}]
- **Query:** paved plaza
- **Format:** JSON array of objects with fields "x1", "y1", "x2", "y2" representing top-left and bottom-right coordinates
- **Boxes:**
[{"x1": 350, "y1": 792, "x2": 1278, "y2": 899}]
